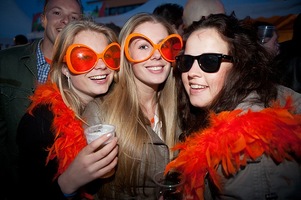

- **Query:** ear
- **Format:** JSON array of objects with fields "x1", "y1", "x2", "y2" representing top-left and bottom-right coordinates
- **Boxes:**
[
  {"x1": 40, "y1": 14, "x2": 46, "y2": 29},
  {"x1": 62, "y1": 67, "x2": 69, "y2": 77}
]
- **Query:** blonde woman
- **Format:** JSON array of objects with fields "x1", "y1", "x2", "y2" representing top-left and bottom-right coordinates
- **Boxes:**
[
  {"x1": 17, "y1": 19, "x2": 120, "y2": 199},
  {"x1": 83, "y1": 13, "x2": 183, "y2": 199}
]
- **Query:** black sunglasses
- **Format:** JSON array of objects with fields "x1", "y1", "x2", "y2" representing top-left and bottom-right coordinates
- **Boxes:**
[{"x1": 176, "y1": 53, "x2": 233, "y2": 73}]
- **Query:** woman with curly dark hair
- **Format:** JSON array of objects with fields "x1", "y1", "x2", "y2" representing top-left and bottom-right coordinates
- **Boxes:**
[{"x1": 166, "y1": 13, "x2": 301, "y2": 200}]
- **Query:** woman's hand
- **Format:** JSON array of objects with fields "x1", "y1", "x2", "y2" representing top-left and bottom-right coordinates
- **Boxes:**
[{"x1": 58, "y1": 133, "x2": 118, "y2": 194}]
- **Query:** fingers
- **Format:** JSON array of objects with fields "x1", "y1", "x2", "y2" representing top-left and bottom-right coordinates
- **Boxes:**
[
  {"x1": 97, "y1": 156, "x2": 118, "y2": 179},
  {"x1": 86, "y1": 133, "x2": 115, "y2": 153},
  {"x1": 94, "y1": 138, "x2": 118, "y2": 164},
  {"x1": 92, "y1": 138, "x2": 118, "y2": 174}
]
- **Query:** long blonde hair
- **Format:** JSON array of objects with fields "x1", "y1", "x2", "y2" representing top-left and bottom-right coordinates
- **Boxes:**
[
  {"x1": 97, "y1": 13, "x2": 179, "y2": 196},
  {"x1": 49, "y1": 19, "x2": 118, "y2": 116}
]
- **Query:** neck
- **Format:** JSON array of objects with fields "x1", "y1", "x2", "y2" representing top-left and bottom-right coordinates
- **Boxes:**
[
  {"x1": 140, "y1": 96, "x2": 157, "y2": 122},
  {"x1": 40, "y1": 38, "x2": 54, "y2": 59}
]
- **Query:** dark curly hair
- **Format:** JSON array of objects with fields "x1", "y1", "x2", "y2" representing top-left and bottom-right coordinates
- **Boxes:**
[{"x1": 175, "y1": 13, "x2": 278, "y2": 139}]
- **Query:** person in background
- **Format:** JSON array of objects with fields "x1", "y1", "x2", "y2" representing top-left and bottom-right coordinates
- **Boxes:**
[
  {"x1": 153, "y1": 3, "x2": 184, "y2": 35},
  {"x1": 255, "y1": 21, "x2": 280, "y2": 58},
  {"x1": 0, "y1": 0, "x2": 82, "y2": 199},
  {"x1": 105, "y1": 22, "x2": 121, "y2": 36},
  {"x1": 166, "y1": 13, "x2": 301, "y2": 199},
  {"x1": 13, "y1": 34, "x2": 29, "y2": 46},
  {"x1": 17, "y1": 19, "x2": 120, "y2": 200},
  {"x1": 83, "y1": 13, "x2": 183, "y2": 199},
  {"x1": 182, "y1": 0, "x2": 225, "y2": 28},
  {"x1": 276, "y1": 13, "x2": 301, "y2": 93}
]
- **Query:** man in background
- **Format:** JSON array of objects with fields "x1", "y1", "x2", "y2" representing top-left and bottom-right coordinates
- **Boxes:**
[
  {"x1": 153, "y1": 3, "x2": 184, "y2": 35},
  {"x1": 0, "y1": 0, "x2": 83, "y2": 199},
  {"x1": 183, "y1": 0, "x2": 225, "y2": 28}
]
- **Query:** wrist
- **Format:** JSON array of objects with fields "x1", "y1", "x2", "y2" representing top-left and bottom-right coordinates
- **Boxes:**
[
  {"x1": 58, "y1": 173, "x2": 78, "y2": 195},
  {"x1": 63, "y1": 191, "x2": 77, "y2": 198}
]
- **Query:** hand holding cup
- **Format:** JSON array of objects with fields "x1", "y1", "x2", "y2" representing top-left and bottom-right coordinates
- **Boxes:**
[{"x1": 84, "y1": 124, "x2": 117, "y2": 178}]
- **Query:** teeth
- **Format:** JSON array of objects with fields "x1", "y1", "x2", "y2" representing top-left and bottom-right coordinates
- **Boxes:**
[
  {"x1": 148, "y1": 66, "x2": 162, "y2": 71},
  {"x1": 90, "y1": 75, "x2": 106, "y2": 80},
  {"x1": 190, "y1": 84, "x2": 206, "y2": 89}
]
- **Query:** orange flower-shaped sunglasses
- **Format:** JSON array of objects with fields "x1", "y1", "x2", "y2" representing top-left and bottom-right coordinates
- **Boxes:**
[
  {"x1": 124, "y1": 33, "x2": 183, "y2": 63},
  {"x1": 64, "y1": 42, "x2": 121, "y2": 74}
]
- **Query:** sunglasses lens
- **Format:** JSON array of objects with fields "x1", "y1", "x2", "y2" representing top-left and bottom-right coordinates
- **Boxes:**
[
  {"x1": 103, "y1": 44, "x2": 120, "y2": 70},
  {"x1": 176, "y1": 55, "x2": 194, "y2": 72},
  {"x1": 160, "y1": 36, "x2": 182, "y2": 61},
  {"x1": 177, "y1": 54, "x2": 222, "y2": 73},
  {"x1": 70, "y1": 46, "x2": 97, "y2": 73},
  {"x1": 199, "y1": 54, "x2": 220, "y2": 73}
]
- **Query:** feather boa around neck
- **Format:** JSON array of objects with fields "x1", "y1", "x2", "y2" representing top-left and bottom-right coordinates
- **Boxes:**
[
  {"x1": 165, "y1": 100, "x2": 301, "y2": 200},
  {"x1": 28, "y1": 83, "x2": 87, "y2": 178}
]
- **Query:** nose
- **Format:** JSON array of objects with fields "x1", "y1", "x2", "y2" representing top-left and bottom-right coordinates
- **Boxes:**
[
  {"x1": 187, "y1": 59, "x2": 202, "y2": 76},
  {"x1": 60, "y1": 14, "x2": 70, "y2": 25},
  {"x1": 94, "y1": 59, "x2": 107, "y2": 70},
  {"x1": 151, "y1": 48, "x2": 162, "y2": 60}
]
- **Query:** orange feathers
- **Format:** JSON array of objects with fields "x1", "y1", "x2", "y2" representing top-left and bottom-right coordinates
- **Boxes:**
[
  {"x1": 28, "y1": 83, "x2": 87, "y2": 178},
  {"x1": 165, "y1": 103, "x2": 301, "y2": 199}
]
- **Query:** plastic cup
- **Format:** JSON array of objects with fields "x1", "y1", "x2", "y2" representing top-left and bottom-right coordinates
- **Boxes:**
[
  {"x1": 84, "y1": 124, "x2": 115, "y2": 145},
  {"x1": 84, "y1": 124, "x2": 116, "y2": 178},
  {"x1": 257, "y1": 25, "x2": 275, "y2": 44},
  {"x1": 153, "y1": 171, "x2": 185, "y2": 200}
]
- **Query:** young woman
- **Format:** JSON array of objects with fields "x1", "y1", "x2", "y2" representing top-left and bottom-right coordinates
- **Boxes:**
[
  {"x1": 166, "y1": 13, "x2": 301, "y2": 199},
  {"x1": 83, "y1": 13, "x2": 183, "y2": 199},
  {"x1": 17, "y1": 19, "x2": 121, "y2": 199}
]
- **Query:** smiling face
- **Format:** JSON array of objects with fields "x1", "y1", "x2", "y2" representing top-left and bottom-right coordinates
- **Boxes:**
[
  {"x1": 42, "y1": 0, "x2": 82, "y2": 46},
  {"x1": 63, "y1": 30, "x2": 114, "y2": 104},
  {"x1": 128, "y1": 22, "x2": 172, "y2": 90},
  {"x1": 181, "y1": 28, "x2": 233, "y2": 108}
]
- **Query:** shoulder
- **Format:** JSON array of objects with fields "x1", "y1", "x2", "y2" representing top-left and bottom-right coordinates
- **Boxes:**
[
  {"x1": 277, "y1": 85, "x2": 301, "y2": 113},
  {"x1": 25, "y1": 104, "x2": 54, "y2": 124},
  {"x1": 82, "y1": 98, "x2": 103, "y2": 128},
  {"x1": 236, "y1": 92, "x2": 265, "y2": 111},
  {"x1": 17, "y1": 104, "x2": 54, "y2": 147},
  {"x1": 0, "y1": 40, "x2": 40, "y2": 59},
  {"x1": 18, "y1": 104, "x2": 54, "y2": 138}
]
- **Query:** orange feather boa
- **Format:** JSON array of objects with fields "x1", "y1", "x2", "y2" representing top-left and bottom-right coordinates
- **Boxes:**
[
  {"x1": 28, "y1": 83, "x2": 87, "y2": 178},
  {"x1": 165, "y1": 100, "x2": 301, "y2": 199}
]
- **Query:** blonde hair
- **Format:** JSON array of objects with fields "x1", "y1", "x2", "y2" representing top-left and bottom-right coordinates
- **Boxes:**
[
  {"x1": 97, "y1": 13, "x2": 179, "y2": 196},
  {"x1": 49, "y1": 19, "x2": 118, "y2": 116}
]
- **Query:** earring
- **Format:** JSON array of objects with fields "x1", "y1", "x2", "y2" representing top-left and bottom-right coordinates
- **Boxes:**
[{"x1": 67, "y1": 75, "x2": 71, "y2": 89}]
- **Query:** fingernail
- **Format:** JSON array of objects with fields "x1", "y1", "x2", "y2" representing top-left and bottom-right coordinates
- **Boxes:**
[{"x1": 106, "y1": 133, "x2": 112, "y2": 137}]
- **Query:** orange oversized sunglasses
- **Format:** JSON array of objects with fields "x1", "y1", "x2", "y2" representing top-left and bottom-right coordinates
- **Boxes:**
[
  {"x1": 124, "y1": 33, "x2": 183, "y2": 63},
  {"x1": 64, "y1": 43, "x2": 121, "y2": 74}
]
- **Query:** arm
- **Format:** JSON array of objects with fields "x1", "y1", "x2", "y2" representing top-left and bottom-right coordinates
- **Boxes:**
[
  {"x1": 17, "y1": 105, "x2": 66, "y2": 199},
  {"x1": 18, "y1": 103, "x2": 118, "y2": 198},
  {"x1": 58, "y1": 134, "x2": 118, "y2": 194},
  {"x1": 58, "y1": 99, "x2": 118, "y2": 195}
]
